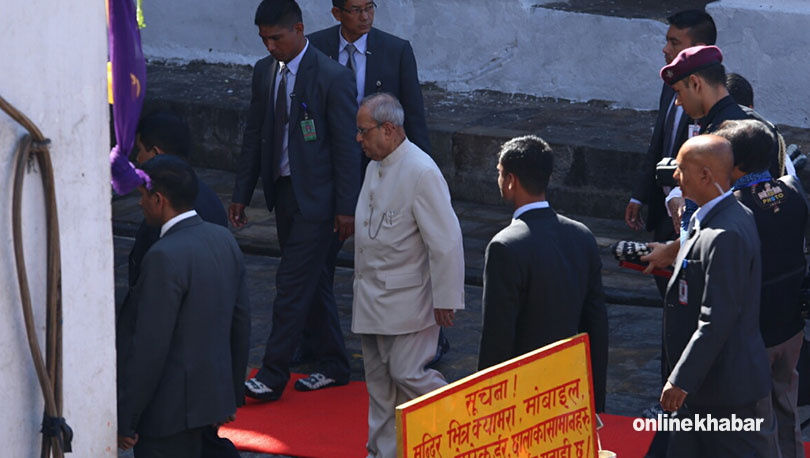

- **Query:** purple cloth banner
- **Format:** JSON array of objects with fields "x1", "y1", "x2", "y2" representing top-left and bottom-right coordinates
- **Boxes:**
[{"x1": 108, "y1": 0, "x2": 150, "y2": 194}]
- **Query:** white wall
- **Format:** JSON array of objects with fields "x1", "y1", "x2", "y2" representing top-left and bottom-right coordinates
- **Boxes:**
[
  {"x1": 708, "y1": 0, "x2": 810, "y2": 128},
  {"x1": 0, "y1": 1, "x2": 116, "y2": 456},
  {"x1": 140, "y1": 0, "x2": 810, "y2": 128}
]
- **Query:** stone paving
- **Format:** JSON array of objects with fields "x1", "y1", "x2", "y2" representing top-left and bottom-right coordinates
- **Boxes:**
[
  {"x1": 113, "y1": 236, "x2": 665, "y2": 458},
  {"x1": 112, "y1": 168, "x2": 810, "y2": 458},
  {"x1": 113, "y1": 167, "x2": 663, "y2": 307}
]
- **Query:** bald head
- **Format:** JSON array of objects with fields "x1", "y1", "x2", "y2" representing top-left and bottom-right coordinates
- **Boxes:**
[{"x1": 674, "y1": 135, "x2": 734, "y2": 205}]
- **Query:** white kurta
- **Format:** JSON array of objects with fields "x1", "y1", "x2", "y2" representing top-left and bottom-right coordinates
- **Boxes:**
[{"x1": 352, "y1": 139, "x2": 465, "y2": 335}]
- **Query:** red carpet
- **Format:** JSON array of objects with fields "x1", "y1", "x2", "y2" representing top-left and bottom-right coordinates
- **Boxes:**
[
  {"x1": 598, "y1": 413, "x2": 655, "y2": 457},
  {"x1": 221, "y1": 376, "x2": 810, "y2": 457},
  {"x1": 220, "y1": 372, "x2": 368, "y2": 457}
]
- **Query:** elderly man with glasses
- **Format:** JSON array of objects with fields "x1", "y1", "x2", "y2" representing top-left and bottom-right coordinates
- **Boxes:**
[
  {"x1": 306, "y1": 0, "x2": 451, "y2": 372},
  {"x1": 308, "y1": 0, "x2": 430, "y2": 159},
  {"x1": 352, "y1": 92, "x2": 464, "y2": 458}
]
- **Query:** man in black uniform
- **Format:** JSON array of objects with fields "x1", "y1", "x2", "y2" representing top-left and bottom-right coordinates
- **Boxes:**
[
  {"x1": 715, "y1": 119, "x2": 807, "y2": 458},
  {"x1": 660, "y1": 45, "x2": 783, "y2": 244},
  {"x1": 127, "y1": 112, "x2": 228, "y2": 287},
  {"x1": 725, "y1": 72, "x2": 790, "y2": 178}
]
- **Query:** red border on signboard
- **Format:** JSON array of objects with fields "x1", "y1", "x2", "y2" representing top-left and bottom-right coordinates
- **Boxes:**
[{"x1": 398, "y1": 333, "x2": 597, "y2": 458}]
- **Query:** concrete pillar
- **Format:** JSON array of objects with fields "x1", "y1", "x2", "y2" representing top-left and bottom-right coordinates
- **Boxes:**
[{"x1": 0, "y1": 1, "x2": 116, "y2": 456}]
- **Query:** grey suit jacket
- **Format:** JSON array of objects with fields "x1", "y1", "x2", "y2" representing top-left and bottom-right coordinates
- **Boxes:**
[
  {"x1": 232, "y1": 44, "x2": 362, "y2": 221},
  {"x1": 664, "y1": 195, "x2": 771, "y2": 407},
  {"x1": 117, "y1": 215, "x2": 250, "y2": 438},
  {"x1": 307, "y1": 26, "x2": 431, "y2": 154},
  {"x1": 478, "y1": 207, "x2": 608, "y2": 412}
]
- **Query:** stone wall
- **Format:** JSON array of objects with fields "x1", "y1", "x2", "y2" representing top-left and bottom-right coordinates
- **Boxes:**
[
  {"x1": 0, "y1": 1, "x2": 116, "y2": 455},
  {"x1": 140, "y1": 0, "x2": 810, "y2": 127}
]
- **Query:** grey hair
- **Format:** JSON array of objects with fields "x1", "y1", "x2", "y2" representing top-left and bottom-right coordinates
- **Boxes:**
[{"x1": 360, "y1": 92, "x2": 404, "y2": 126}]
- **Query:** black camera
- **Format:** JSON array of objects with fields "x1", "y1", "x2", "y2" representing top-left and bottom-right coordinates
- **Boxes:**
[
  {"x1": 655, "y1": 157, "x2": 678, "y2": 187},
  {"x1": 788, "y1": 144, "x2": 806, "y2": 172}
]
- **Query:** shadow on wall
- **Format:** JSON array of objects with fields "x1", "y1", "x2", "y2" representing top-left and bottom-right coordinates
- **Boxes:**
[{"x1": 536, "y1": 0, "x2": 719, "y2": 19}]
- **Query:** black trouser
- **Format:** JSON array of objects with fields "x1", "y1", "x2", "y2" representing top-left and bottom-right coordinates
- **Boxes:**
[
  {"x1": 134, "y1": 428, "x2": 203, "y2": 458},
  {"x1": 647, "y1": 215, "x2": 677, "y2": 458},
  {"x1": 256, "y1": 177, "x2": 350, "y2": 391}
]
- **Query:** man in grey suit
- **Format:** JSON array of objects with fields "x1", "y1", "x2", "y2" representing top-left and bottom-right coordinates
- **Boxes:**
[
  {"x1": 308, "y1": 0, "x2": 430, "y2": 154},
  {"x1": 661, "y1": 135, "x2": 778, "y2": 457},
  {"x1": 478, "y1": 135, "x2": 609, "y2": 412},
  {"x1": 117, "y1": 155, "x2": 250, "y2": 457},
  {"x1": 230, "y1": 0, "x2": 361, "y2": 399}
]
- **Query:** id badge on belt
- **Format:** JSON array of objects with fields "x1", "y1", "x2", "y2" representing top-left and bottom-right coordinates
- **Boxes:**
[
  {"x1": 300, "y1": 102, "x2": 317, "y2": 142},
  {"x1": 688, "y1": 123, "x2": 700, "y2": 139},
  {"x1": 678, "y1": 259, "x2": 688, "y2": 305}
]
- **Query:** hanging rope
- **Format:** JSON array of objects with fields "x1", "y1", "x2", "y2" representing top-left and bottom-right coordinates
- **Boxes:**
[{"x1": 1, "y1": 95, "x2": 71, "y2": 457}]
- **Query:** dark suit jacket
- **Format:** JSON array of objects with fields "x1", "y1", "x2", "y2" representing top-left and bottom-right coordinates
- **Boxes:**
[
  {"x1": 632, "y1": 84, "x2": 691, "y2": 232},
  {"x1": 127, "y1": 179, "x2": 227, "y2": 287},
  {"x1": 117, "y1": 216, "x2": 250, "y2": 438},
  {"x1": 232, "y1": 44, "x2": 361, "y2": 221},
  {"x1": 307, "y1": 26, "x2": 431, "y2": 154},
  {"x1": 478, "y1": 207, "x2": 609, "y2": 412},
  {"x1": 664, "y1": 195, "x2": 770, "y2": 407}
]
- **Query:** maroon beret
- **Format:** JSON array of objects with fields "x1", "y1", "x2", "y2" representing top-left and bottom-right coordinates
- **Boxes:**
[{"x1": 660, "y1": 45, "x2": 723, "y2": 86}]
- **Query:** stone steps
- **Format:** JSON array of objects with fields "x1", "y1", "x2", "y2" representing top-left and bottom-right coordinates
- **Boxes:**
[
  {"x1": 136, "y1": 60, "x2": 810, "y2": 306},
  {"x1": 144, "y1": 62, "x2": 654, "y2": 221},
  {"x1": 143, "y1": 62, "x2": 810, "y2": 223},
  {"x1": 112, "y1": 167, "x2": 662, "y2": 307}
]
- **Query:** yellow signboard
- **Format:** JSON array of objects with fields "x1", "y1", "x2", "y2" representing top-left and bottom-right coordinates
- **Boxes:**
[{"x1": 396, "y1": 334, "x2": 597, "y2": 458}]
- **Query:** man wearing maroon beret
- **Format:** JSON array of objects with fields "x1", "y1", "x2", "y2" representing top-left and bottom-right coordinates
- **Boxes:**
[{"x1": 660, "y1": 45, "x2": 749, "y2": 136}]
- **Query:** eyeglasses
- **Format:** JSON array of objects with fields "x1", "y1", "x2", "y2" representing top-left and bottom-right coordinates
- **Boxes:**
[
  {"x1": 341, "y1": 1, "x2": 376, "y2": 16},
  {"x1": 357, "y1": 122, "x2": 384, "y2": 136}
]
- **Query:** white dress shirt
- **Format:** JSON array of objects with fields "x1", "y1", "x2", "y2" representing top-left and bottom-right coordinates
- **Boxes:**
[
  {"x1": 273, "y1": 39, "x2": 310, "y2": 177},
  {"x1": 338, "y1": 29, "x2": 367, "y2": 105},
  {"x1": 513, "y1": 201, "x2": 549, "y2": 219},
  {"x1": 160, "y1": 210, "x2": 198, "y2": 238},
  {"x1": 694, "y1": 190, "x2": 733, "y2": 231},
  {"x1": 628, "y1": 99, "x2": 684, "y2": 206}
]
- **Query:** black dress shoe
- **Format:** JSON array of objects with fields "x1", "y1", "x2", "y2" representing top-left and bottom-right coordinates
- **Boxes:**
[
  {"x1": 244, "y1": 378, "x2": 281, "y2": 401},
  {"x1": 294, "y1": 373, "x2": 348, "y2": 391}
]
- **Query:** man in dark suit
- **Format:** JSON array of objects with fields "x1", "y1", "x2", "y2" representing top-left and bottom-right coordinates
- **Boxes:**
[
  {"x1": 117, "y1": 155, "x2": 250, "y2": 458},
  {"x1": 625, "y1": 9, "x2": 716, "y2": 292},
  {"x1": 307, "y1": 0, "x2": 430, "y2": 154},
  {"x1": 121, "y1": 112, "x2": 239, "y2": 457},
  {"x1": 127, "y1": 112, "x2": 228, "y2": 288},
  {"x1": 661, "y1": 135, "x2": 778, "y2": 457},
  {"x1": 477, "y1": 135, "x2": 608, "y2": 412},
  {"x1": 230, "y1": 0, "x2": 361, "y2": 400}
]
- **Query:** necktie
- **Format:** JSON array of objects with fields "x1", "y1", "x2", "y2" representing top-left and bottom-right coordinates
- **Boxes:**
[
  {"x1": 662, "y1": 98, "x2": 678, "y2": 158},
  {"x1": 273, "y1": 64, "x2": 288, "y2": 181},
  {"x1": 345, "y1": 43, "x2": 357, "y2": 79}
]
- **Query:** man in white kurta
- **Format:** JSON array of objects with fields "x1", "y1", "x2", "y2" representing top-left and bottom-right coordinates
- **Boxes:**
[{"x1": 353, "y1": 93, "x2": 465, "y2": 458}]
